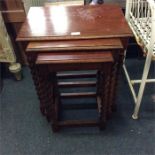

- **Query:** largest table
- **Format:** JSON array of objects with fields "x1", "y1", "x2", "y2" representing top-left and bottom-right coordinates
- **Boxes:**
[{"x1": 17, "y1": 4, "x2": 133, "y2": 122}]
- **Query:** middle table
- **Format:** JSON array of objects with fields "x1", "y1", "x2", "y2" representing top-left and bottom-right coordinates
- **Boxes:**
[{"x1": 26, "y1": 38, "x2": 123, "y2": 131}]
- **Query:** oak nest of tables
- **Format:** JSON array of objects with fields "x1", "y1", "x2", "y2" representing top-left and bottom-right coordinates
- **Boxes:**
[{"x1": 17, "y1": 4, "x2": 132, "y2": 132}]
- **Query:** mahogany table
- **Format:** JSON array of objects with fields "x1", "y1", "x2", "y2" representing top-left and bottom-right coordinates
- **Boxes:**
[
  {"x1": 17, "y1": 5, "x2": 132, "y2": 131},
  {"x1": 25, "y1": 38, "x2": 123, "y2": 131}
]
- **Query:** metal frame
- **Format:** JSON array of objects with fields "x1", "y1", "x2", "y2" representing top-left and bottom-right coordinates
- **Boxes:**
[{"x1": 124, "y1": 0, "x2": 155, "y2": 119}]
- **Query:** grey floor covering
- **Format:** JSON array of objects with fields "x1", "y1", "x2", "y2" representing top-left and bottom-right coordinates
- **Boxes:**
[{"x1": 0, "y1": 59, "x2": 155, "y2": 155}]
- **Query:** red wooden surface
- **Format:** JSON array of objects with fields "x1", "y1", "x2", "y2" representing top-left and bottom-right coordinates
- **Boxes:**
[{"x1": 17, "y1": 5, "x2": 132, "y2": 41}]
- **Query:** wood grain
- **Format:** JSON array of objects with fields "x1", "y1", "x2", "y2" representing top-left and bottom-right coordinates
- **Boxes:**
[
  {"x1": 61, "y1": 92, "x2": 96, "y2": 98},
  {"x1": 17, "y1": 5, "x2": 133, "y2": 41},
  {"x1": 57, "y1": 72, "x2": 96, "y2": 79},
  {"x1": 36, "y1": 51, "x2": 114, "y2": 64},
  {"x1": 58, "y1": 81, "x2": 96, "y2": 88},
  {"x1": 2, "y1": 10, "x2": 25, "y2": 23},
  {"x1": 26, "y1": 38, "x2": 123, "y2": 52}
]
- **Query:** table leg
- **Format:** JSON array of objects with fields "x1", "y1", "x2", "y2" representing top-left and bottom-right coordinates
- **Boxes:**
[
  {"x1": 97, "y1": 64, "x2": 111, "y2": 130},
  {"x1": 50, "y1": 72, "x2": 61, "y2": 132},
  {"x1": 27, "y1": 55, "x2": 54, "y2": 121},
  {"x1": 107, "y1": 50, "x2": 124, "y2": 118}
]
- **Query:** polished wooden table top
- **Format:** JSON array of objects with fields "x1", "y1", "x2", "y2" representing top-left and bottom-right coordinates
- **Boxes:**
[
  {"x1": 17, "y1": 5, "x2": 132, "y2": 41},
  {"x1": 26, "y1": 38, "x2": 123, "y2": 52}
]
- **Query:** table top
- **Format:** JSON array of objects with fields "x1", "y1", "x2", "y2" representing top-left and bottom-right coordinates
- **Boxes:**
[
  {"x1": 17, "y1": 5, "x2": 132, "y2": 41},
  {"x1": 26, "y1": 38, "x2": 123, "y2": 52}
]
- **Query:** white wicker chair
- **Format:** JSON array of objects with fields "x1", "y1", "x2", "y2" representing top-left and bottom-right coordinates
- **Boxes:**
[
  {"x1": 0, "y1": 12, "x2": 22, "y2": 80},
  {"x1": 123, "y1": 0, "x2": 155, "y2": 119}
]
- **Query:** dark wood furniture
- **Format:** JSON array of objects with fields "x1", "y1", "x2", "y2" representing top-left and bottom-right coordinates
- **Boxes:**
[
  {"x1": 17, "y1": 5, "x2": 132, "y2": 132},
  {"x1": 17, "y1": 5, "x2": 132, "y2": 41},
  {"x1": 0, "y1": 0, "x2": 137, "y2": 65},
  {"x1": 25, "y1": 38, "x2": 124, "y2": 131},
  {"x1": 36, "y1": 50, "x2": 114, "y2": 131}
]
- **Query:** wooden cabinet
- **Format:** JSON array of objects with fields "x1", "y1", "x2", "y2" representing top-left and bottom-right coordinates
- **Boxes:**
[{"x1": 1, "y1": 0, "x2": 26, "y2": 66}]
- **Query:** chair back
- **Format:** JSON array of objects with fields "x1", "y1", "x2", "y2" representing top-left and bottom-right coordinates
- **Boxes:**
[{"x1": 125, "y1": 0, "x2": 155, "y2": 56}]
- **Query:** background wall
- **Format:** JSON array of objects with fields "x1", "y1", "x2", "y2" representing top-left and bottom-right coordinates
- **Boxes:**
[{"x1": 104, "y1": 0, "x2": 126, "y2": 8}]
